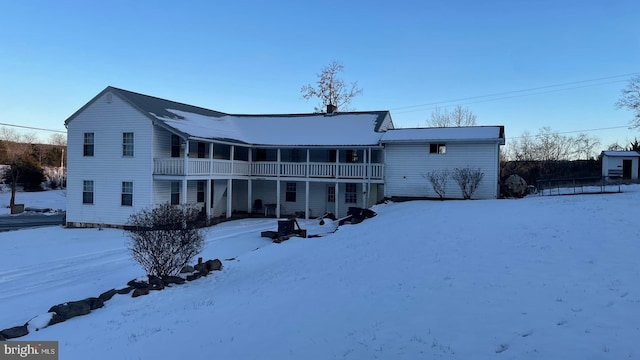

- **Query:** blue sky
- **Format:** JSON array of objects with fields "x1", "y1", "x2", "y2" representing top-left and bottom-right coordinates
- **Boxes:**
[{"x1": 1, "y1": 0, "x2": 639, "y2": 148}]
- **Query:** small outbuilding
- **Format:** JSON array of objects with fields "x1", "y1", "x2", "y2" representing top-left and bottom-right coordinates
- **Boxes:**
[{"x1": 601, "y1": 151, "x2": 640, "y2": 180}]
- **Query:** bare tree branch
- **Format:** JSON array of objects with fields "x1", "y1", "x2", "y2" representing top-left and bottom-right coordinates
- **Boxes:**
[{"x1": 301, "y1": 60, "x2": 363, "y2": 112}]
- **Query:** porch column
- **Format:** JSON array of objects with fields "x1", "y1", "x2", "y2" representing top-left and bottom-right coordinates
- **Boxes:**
[
  {"x1": 206, "y1": 178, "x2": 211, "y2": 218},
  {"x1": 182, "y1": 139, "x2": 188, "y2": 205},
  {"x1": 305, "y1": 149, "x2": 310, "y2": 219},
  {"x1": 181, "y1": 179, "x2": 187, "y2": 205},
  {"x1": 226, "y1": 179, "x2": 232, "y2": 218},
  {"x1": 276, "y1": 149, "x2": 281, "y2": 218},
  {"x1": 305, "y1": 181, "x2": 310, "y2": 219},
  {"x1": 335, "y1": 181, "x2": 339, "y2": 217},
  {"x1": 247, "y1": 149, "x2": 253, "y2": 213},
  {"x1": 230, "y1": 145, "x2": 235, "y2": 175}
]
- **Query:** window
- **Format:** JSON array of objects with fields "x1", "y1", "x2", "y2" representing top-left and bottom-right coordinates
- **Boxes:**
[
  {"x1": 197, "y1": 181, "x2": 205, "y2": 202},
  {"x1": 82, "y1": 180, "x2": 94, "y2": 204},
  {"x1": 121, "y1": 181, "x2": 133, "y2": 206},
  {"x1": 430, "y1": 143, "x2": 446, "y2": 154},
  {"x1": 327, "y1": 185, "x2": 335, "y2": 203},
  {"x1": 346, "y1": 149, "x2": 358, "y2": 163},
  {"x1": 122, "y1": 132, "x2": 134, "y2": 157},
  {"x1": 197, "y1": 142, "x2": 206, "y2": 158},
  {"x1": 171, "y1": 135, "x2": 180, "y2": 158},
  {"x1": 83, "y1": 133, "x2": 94, "y2": 157},
  {"x1": 345, "y1": 183, "x2": 357, "y2": 204},
  {"x1": 286, "y1": 182, "x2": 296, "y2": 202},
  {"x1": 171, "y1": 181, "x2": 180, "y2": 205}
]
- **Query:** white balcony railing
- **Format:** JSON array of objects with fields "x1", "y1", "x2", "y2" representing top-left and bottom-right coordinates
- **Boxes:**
[{"x1": 154, "y1": 158, "x2": 383, "y2": 180}]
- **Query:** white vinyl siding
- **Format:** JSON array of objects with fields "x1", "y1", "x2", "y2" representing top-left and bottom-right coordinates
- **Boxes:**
[
  {"x1": 384, "y1": 142, "x2": 500, "y2": 199},
  {"x1": 66, "y1": 91, "x2": 154, "y2": 226}
]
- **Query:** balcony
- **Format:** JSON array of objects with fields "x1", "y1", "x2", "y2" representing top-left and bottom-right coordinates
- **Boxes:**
[{"x1": 154, "y1": 158, "x2": 384, "y2": 180}]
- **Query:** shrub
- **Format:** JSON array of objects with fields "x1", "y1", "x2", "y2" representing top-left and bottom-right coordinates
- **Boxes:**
[
  {"x1": 425, "y1": 169, "x2": 450, "y2": 199},
  {"x1": 452, "y1": 167, "x2": 484, "y2": 199},
  {"x1": 125, "y1": 203, "x2": 206, "y2": 277}
]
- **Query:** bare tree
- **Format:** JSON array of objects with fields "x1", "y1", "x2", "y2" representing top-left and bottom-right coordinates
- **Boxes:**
[
  {"x1": 425, "y1": 169, "x2": 450, "y2": 199},
  {"x1": 125, "y1": 203, "x2": 206, "y2": 277},
  {"x1": 301, "y1": 60, "x2": 363, "y2": 113},
  {"x1": 607, "y1": 142, "x2": 624, "y2": 151},
  {"x1": 0, "y1": 127, "x2": 38, "y2": 212},
  {"x1": 49, "y1": 133, "x2": 67, "y2": 147},
  {"x1": 427, "y1": 105, "x2": 477, "y2": 127},
  {"x1": 616, "y1": 75, "x2": 640, "y2": 128},
  {"x1": 574, "y1": 133, "x2": 601, "y2": 160},
  {"x1": 451, "y1": 167, "x2": 484, "y2": 199}
]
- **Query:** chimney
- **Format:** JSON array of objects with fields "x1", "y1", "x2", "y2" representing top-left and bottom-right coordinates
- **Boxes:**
[{"x1": 326, "y1": 104, "x2": 337, "y2": 114}]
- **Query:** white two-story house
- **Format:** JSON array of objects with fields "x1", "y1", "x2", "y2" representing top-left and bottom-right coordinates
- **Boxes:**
[{"x1": 64, "y1": 86, "x2": 505, "y2": 228}]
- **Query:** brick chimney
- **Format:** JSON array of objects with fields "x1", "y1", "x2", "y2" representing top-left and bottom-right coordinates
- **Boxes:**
[{"x1": 326, "y1": 104, "x2": 337, "y2": 114}]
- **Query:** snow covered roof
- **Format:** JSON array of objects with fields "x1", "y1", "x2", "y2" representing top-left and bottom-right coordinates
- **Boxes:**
[
  {"x1": 601, "y1": 150, "x2": 640, "y2": 157},
  {"x1": 66, "y1": 86, "x2": 393, "y2": 147},
  {"x1": 380, "y1": 126, "x2": 505, "y2": 144},
  {"x1": 157, "y1": 110, "x2": 388, "y2": 146}
]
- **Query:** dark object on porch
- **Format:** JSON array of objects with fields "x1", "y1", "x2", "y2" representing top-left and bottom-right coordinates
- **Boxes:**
[
  {"x1": 264, "y1": 203, "x2": 278, "y2": 217},
  {"x1": 252, "y1": 199, "x2": 263, "y2": 213}
]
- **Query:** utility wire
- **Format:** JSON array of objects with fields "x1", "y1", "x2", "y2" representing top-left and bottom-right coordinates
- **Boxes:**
[
  {"x1": 391, "y1": 72, "x2": 640, "y2": 113},
  {"x1": 0, "y1": 122, "x2": 66, "y2": 134}
]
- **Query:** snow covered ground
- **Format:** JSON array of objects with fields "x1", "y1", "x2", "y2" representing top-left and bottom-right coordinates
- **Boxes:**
[{"x1": 1, "y1": 187, "x2": 639, "y2": 359}]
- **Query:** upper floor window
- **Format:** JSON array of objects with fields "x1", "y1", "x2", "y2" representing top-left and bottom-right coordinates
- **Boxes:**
[
  {"x1": 83, "y1": 133, "x2": 94, "y2": 157},
  {"x1": 121, "y1": 181, "x2": 133, "y2": 206},
  {"x1": 171, "y1": 134, "x2": 180, "y2": 158},
  {"x1": 197, "y1": 142, "x2": 206, "y2": 158},
  {"x1": 83, "y1": 180, "x2": 94, "y2": 204},
  {"x1": 430, "y1": 143, "x2": 446, "y2": 154},
  {"x1": 122, "y1": 132, "x2": 134, "y2": 157}
]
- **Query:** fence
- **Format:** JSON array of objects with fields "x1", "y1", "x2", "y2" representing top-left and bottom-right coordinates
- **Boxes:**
[{"x1": 535, "y1": 176, "x2": 623, "y2": 196}]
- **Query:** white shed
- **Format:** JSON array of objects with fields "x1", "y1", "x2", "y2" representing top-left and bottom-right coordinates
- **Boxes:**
[
  {"x1": 601, "y1": 151, "x2": 640, "y2": 180},
  {"x1": 380, "y1": 126, "x2": 505, "y2": 199}
]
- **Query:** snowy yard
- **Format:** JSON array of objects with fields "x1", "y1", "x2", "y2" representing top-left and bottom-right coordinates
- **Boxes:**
[{"x1": 0, "y1": 187, "x2": 639, "y2": 359}]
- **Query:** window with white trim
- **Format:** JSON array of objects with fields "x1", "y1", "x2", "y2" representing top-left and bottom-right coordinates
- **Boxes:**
[
  {"x1": 430, "y1": 143, "x2": 446, "y2": 154},
  {"x1": 286, "y1": 182, "x2": 296, "y2": 202},
  {"x1": 327, "y1": 185, "x2": 335, "y2": 203},
  {"x1": 83, "y1": 133, "x2": 94, "y2": 157},
  {"x1": 171, "y1": 182, "x2": 180, "y2": 205},
  {"x1": 121, "y1": 181, "x2": 133, "y2": 206},
  {"x1": 345, "y1": 183, "x2": 357, "y2": 204},
  {"x1": 197, "y1": 181, "x2": 205, "y2": 203},
  {"x1": 83, "y1": 180, "x2": 94, "y2": 204},
  {"x1": 122, "y1": 132, "x2": 134, "y2": 157}
]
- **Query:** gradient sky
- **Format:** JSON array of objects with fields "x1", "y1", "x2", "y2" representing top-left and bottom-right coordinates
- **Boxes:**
[{"x1": 1, "y1": 0, "x2": 639, "y2": 149}]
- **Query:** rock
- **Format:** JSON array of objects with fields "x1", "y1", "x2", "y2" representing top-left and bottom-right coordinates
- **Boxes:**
[
  {"x1": 0, "y1": 325, "x2": 28, "y2": 339},
  {"x1": 180, "y1": 265, "x2": 195, "y2": 273},
  {"x1": 148, "y1": 275, "x2": 164, "y2": 290},
  {"x1": 116, "y1": 286, "x2": 134, "y2": 295},
  {"x1": 193, "y1": 263, "x2": 207, "y2": 273},
  {"x1": 132, "y1": 288, "x2": 150, "y2": 298},
  {"x1": 48, "y1": 313, "x2": 66, "y2": 326},
  {"x1": 186, "y1": 272, "x2": 201, "y2": 281},
  {"x1": 504, "y1": 175, "x2": 528, "y2": 198},
  {"x1": 205, "y1": 259, "x2": 223, "y2": 271},
  {"x1": 0, "y1": 331, "x2": 6, "y2": 341},
  {"x1": 86, "y1": 297, "x2": 104, "y2": 310},
  {"x1": 162, "y1": 275, "x2": 185, "y2": 286},
  {"x1": 99, "y1": 289, "x2": 118, "y2": 302},
  {"x1": 127, "y1": 279, "x2": 150, "y2": 289},
  {"x1": 48, "y1": 300, "x2": 91, "y2": 321}
]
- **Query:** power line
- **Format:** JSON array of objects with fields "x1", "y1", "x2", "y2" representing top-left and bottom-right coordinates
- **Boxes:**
[
  {"x1": 0, "y1": 122, "x2": 66, "y2": 134},
  {"x1": 390, "y1": 72, "x2": 640, "y2": 113}
]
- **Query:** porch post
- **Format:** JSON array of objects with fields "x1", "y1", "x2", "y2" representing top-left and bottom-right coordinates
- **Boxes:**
[
  {"x1": 181, "y1": 179, "x2": 187, "y2": 206},
  {"x1": 206, "y1": 178, "x2": 211, "y2": 218},
  {"x1": 209, "y1": 142, "x2": 214, "y2": 175},
  {"x1": 276, "y1": 149, "x2": 281, "y2": 218},
  {"x1": 335, "y1": 181, "x2": 339, "y2": 217},
  {"x1": 305, "y1": 149, "x2": 310, "y2": 219},
  {"x1": 226, "y1": 179, "x2": 232, "y2": 218},
  {"x1": 247, "y1": 149, "x2": 253, "y2": 214},
  {"x1": 305, "y1": 181, "x2": 310, "y2": 219},
  {"x1": 230, "y1": 145, "x2": 235, "y2": 175}
]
